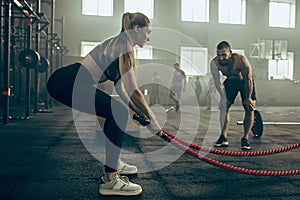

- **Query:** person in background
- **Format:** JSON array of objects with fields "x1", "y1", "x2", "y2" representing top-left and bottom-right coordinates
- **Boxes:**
[
  {"x1": 150, "y1": 72, "x2": 163, "y2": 105},
  {"x1": 195, "y1": 76, "x2": 202, "y2": 105},
  {"x1": 169, "y1": 63, "x2": 186, "y2": 112}
]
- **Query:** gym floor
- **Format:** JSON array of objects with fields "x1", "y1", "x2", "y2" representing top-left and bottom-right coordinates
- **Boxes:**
[{"x1": 1, "y1": 105, "x2": 300, "y2": 199}]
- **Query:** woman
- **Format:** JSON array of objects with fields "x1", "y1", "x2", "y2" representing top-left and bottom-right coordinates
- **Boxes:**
[{"x1": 47, "y1": 12, "x2": 162, "y2": 196}]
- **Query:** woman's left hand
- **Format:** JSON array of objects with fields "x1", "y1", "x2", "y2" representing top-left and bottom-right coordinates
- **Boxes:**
[{"x1": 147, "y1": 118, "x2": 162, "y2": 136}]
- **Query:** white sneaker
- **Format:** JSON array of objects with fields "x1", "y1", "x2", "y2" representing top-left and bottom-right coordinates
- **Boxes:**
[
  {"x1": 99, "y1": 174, "x2": 142, "y2": 196},
  {"x1": 118, "y1": 160, "x2": 138, "y2": 175}
]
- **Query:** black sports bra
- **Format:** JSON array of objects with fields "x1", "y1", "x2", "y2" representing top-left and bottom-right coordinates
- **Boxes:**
[
  {"x1": 89, "y1": 46, "x2": 121, "y2": 83},
  {"x1": 103, "y1": 58, "x2": 121, "y2": 83}
]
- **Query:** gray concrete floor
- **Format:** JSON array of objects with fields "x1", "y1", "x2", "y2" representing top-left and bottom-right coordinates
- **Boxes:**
[{"x1": 0, "y1": 105, "x2": 300, "y2": 199}]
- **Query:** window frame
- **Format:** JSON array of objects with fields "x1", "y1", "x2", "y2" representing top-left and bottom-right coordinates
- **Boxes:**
[
  {"x1": 124, "y1": 0, "x2": 154, "y2": 19},
  {"x1": 81, "y1": 41, "x2": 99, "y2": 57},
  {"x1": 181, "y1": 0, "x2": 210, "y2": 23},
  {"x1": 232, "y1": 49, "x2": 245, "y2": 56},
  {"x1": 218, "y1": 0, "x2": 246, "y2": 25},
  {"x1": 134, "y1": 44, "x2": 153, "y2": 60},
  {"x1": 180, "y1": 46, "x2": 208, "y2": 76},
  {"x1": 82, "y1": 0, "x2": 114, "y2": 16},
  {"x1": 269, "y1": 0, "x2": 296, "y2": 28},
  {"x1": 268, "y1": 52, "x2": 294, "y2": 80}
]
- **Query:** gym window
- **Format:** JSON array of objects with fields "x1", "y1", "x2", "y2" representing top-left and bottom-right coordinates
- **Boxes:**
[
  {"x1": 134, "y1": 45, "x2": 153, "y2": 59},
  {"x1": 218, "y1": 0, "x2": 246, "y2": 25},
  {"x1": 124, "y1": 0, "x2": 154, "y2": 19},
  {"x1": 232, "y1": 49, "x2": 245, "y2": 56},
  {"x1": 268, "y1": 52, "x2": 294, "y2": 80},
  {"x1": 180, "y1": 47, "x2": 208, "y2": 76},
  {"x1": 81, "y1": 41, "x2": 99, "y2": 57},
  {"x1": 81, "y1": 42, "x2": 153, "y2": 59},
  {"x1": 269, "y1": 0, "x2": 295, "y2": 28},
  {"x1": 181, "y1": 0, "x2": 209, "y2": 22},
  {"x1": 82, "y1": 0, "x2": 113, "y2": 16}
]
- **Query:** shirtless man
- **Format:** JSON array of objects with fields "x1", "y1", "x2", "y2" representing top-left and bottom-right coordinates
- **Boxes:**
[{"x1": 210, "y1": 41, "x2": 256, "y2": 150}]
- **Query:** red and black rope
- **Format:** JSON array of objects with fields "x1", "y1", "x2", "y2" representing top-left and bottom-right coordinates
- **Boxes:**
[
  {"x1": 162, "y1": 130, "x2": 300, "y2": 156},
  {"x1": 161, "y1": 130, "x2": 300, "y2": 176}
]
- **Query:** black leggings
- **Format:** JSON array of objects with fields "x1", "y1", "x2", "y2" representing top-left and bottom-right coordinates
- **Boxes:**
[{"x1": 47, "y1": 63, "x2": 128, "y2": 172}]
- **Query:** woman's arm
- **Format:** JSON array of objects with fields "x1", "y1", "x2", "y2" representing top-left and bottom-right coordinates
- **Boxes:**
[
  {"x1": 114, "y1": 74, "x2": 148, "y2": 118},
  {"x1": 114, "y1": 80, "x2": 140, "y2": 115},
  {"x1": 116, "y1": 55, "x2": 161, "y2": 133}
]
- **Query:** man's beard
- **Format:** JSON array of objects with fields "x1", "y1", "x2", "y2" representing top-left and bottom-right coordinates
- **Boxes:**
[{"x1": 219, "y1": 60, "x2": 229, "y2": 66}]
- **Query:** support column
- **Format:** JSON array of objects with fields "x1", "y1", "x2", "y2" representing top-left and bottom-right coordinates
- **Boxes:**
[
  {"x1": 33, "y1": 0, "x2": 41, "y2": 113},
  {"x1": 49, "y1": 0, "x2": 55, "y2": 108},
  {"x1": 25, "y1": 13, "x2": 32, "y2": 118},
  {"x1": 2, "y1": 0, "x2": 12, "y2": 124}
]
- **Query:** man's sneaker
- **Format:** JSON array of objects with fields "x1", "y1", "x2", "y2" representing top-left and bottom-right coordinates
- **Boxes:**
[
  {"x1": 99, "y1": 173, "x2": 142, "y2": 196},
  {"x1": 214, "y1": 135, "x2": 229, "y2": 147},
  {"x1": 241, "y1": 137, "x2": 251, "y2": 150},
  {"x1": 118, "y1": 160, "x2": 138, "y2": 175}
]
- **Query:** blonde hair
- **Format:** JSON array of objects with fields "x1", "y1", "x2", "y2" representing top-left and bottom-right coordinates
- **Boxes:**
[
  {"x1": 120, "y1": 12, "x2": 150, "y2": 69},
  {"x1": 121, "y1": 12, "x2": 150, "y2": 32},
  {"x1": 97, "y1": 12, "x2": 150, "y2": 71}
]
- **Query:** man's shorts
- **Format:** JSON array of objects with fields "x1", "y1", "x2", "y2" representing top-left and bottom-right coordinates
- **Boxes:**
[{"x1": 223, "y1": 78, "x2": 257, "y2": 104}]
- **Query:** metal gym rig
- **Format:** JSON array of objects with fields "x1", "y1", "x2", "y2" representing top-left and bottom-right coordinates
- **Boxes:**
[{"x1": 0, "y1": 0, "x2": 68, "y2": 124}]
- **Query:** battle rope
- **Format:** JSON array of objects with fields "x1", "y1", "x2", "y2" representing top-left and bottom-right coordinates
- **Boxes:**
[
  {"x1": 161, "y1": 130, "x2": 300, "y2": 176},
  {"x1": 132, "y1": 114, "x2": 300, "y2": 176},
  {"x1": 162, "y1": 130, "x2": 300, "y2": 156}
]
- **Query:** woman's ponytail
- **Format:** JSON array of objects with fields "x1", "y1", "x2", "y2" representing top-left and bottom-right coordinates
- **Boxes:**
[
  {"x1": 121, "y1": 12, "x2": 132, "y2": 32},
  {"x1": 121, "y1": 12, "x2": 150, "y2": 32},
  {"x1": 119, "y1": 12, "x2": 150, "y2": 69}
]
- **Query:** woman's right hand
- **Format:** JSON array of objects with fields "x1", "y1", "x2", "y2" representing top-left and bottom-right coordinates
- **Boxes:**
[{"x1": 147, "y1": 117, "x2": 162, "y2": 137}]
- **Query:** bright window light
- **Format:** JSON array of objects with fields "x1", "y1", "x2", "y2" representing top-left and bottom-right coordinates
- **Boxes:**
[
  {"x1": 269, "y1": 0, "x2": 295, "y2": 28},
  {"x1": 134, "y1": 45, "x2": 153, "y2": 59},
  {"x1": 180, "y1": 47, "x2": 208, "y2": 76},
  {"x1": 232, "y1": 49, "x2": 245, "y2": 55},
  {"x1": 181, "y1": 0, "x2": 209, "y2": 22},
  {"x1": 218, "y1": 0, "x2": 246, "y2": 24},
  {"x1": 81, "y1": 42, "x2": 153, "y2": 59},
  {"x1": 268, "y1": 52, "x2": 294, "y2": 80},
  {"x1": 82, "y1": 0, "x2": 113, "y2": 16},
  {"x1": 124, "y1": 0, "x2": 154, "y2": 19},
  {"x1": 81, "y1": 41, "x2": 99, "y2": 57}
]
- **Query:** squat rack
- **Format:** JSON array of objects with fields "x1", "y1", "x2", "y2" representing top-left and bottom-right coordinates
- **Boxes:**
[{"x1": 0, "y1": 0, "x2": 67, "y2": 124}]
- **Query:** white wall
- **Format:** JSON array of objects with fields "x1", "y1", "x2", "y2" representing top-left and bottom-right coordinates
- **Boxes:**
[{"x1": 45, "y1": 0, "x2": 300, "y2": 106}]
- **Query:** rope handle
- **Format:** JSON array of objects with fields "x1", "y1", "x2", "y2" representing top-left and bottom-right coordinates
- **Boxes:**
[{"x1": 132, "y1": 114, "x2": 150, "y2": 126}]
